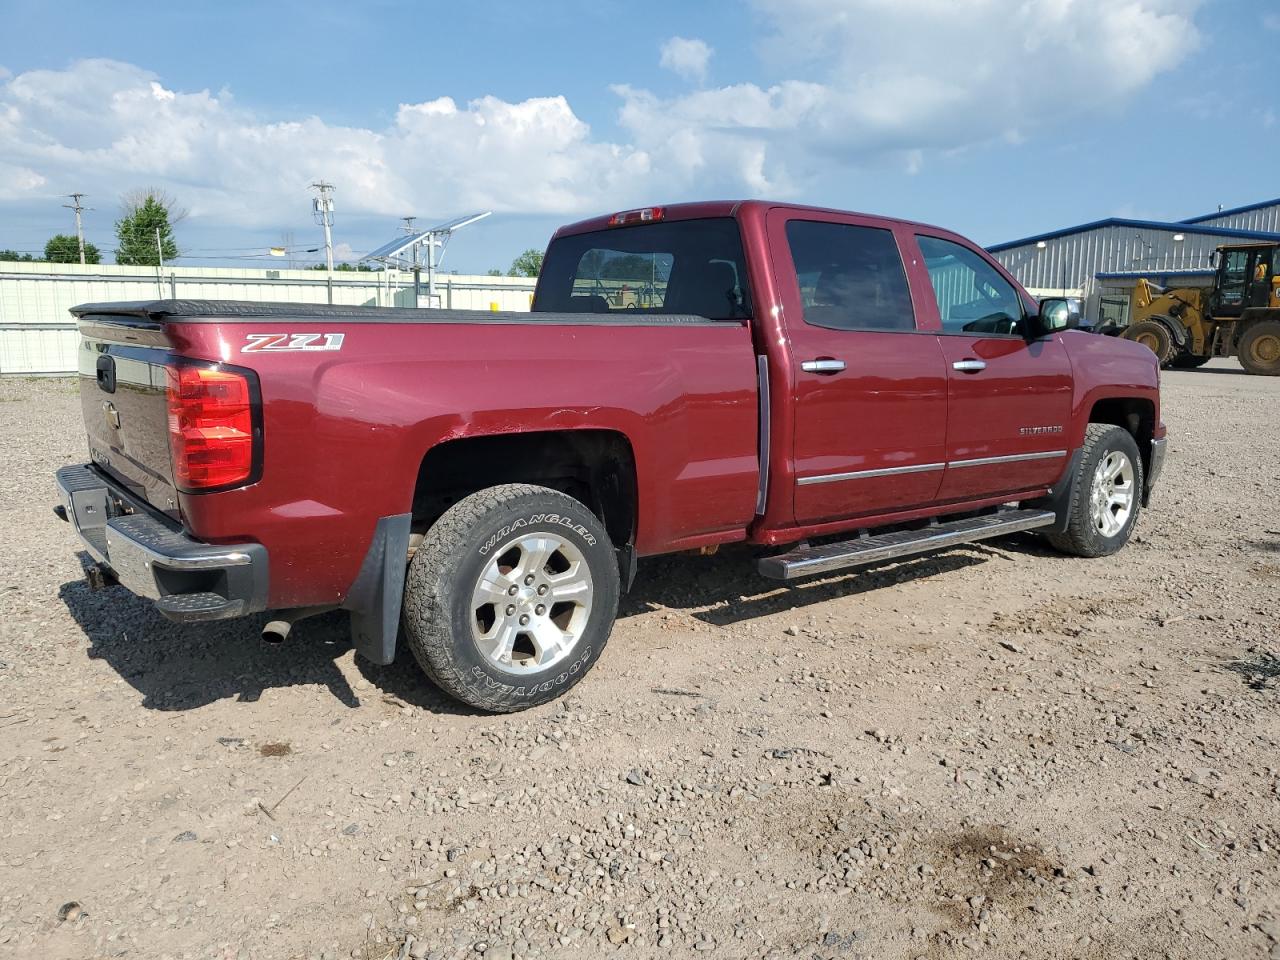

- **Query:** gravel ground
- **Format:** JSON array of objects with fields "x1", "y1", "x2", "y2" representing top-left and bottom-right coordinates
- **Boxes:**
[{"x1": 1, "y1": 360, "x2": 1278, "y2": 960}]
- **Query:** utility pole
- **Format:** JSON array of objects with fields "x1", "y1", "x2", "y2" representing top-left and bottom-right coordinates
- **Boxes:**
[
  {"x1": 155, "y1": 226, "x2": 166, "y2": 298},
  {"x1": 310, "y1": 181, "x2": 336, "y2": 304},
  {"x1": 401, "y1": 215, "x2": 421, "y2": 304},
  {"x1": 62, "y1": 193, "x2": 90, "y2": 265}
]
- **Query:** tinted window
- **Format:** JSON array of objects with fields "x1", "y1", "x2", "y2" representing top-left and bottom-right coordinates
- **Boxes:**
[
  {"x1": 917, "y1": 235, "x2": 1024, "y2": 335},
  {"x1": 785, "y1": 221, "x2": 915, "y2": 331},
  {"x1": 533, "y1": 218, "x2": 751, "y2": 320}
]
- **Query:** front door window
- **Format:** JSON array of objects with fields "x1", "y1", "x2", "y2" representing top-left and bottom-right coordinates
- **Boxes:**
[{"x1": 916, "y1": 236, "x2": 1025, "y2": 336}]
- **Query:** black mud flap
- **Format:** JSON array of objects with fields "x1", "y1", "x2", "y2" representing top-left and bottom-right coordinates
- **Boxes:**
[
  {"x1": 1027, "y1": 448, "x2": 1082, "y2": 535},
  {"x1": 344, "y1": 513, "x2": 412, "y2": 665}
]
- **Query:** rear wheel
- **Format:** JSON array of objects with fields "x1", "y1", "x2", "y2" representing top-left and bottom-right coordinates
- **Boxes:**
[
  {"x1": 1238, "y1": 320, "x2": 1280, "y2": 376},
  {"x1": 1170, "y1": 352, "x2": 1211, "y2": 369},
  {"x1": 1123, "y1": 321, "x2": 1176, "y2": 367},
  {"x1": 1045, "y1": 424, "x2": 1143, "y2": 558},
  {"x1": 401, "y1": 484, "x2": 618, "y2": 712}
]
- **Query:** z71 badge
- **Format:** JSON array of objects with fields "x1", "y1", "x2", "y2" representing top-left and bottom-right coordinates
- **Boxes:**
[{"x1": 242, "y1": 333, "x2": 345, "y2": 353}]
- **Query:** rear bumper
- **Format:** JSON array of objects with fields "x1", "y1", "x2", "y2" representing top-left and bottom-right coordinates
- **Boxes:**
[{"x1": 55, "y1": 464, "x2": 268, "y2": 622}]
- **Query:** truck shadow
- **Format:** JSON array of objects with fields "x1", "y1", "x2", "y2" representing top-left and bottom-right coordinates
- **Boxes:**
[
  {"x1": 619, "y1": 535, "x2": 1045, "y2": 626},
  {"x1": 59, "y1": 536, "x2": 1043, "y2": 713},
  {"x1": 57, "y1": 557, "x2": 477, "y2": 715}
]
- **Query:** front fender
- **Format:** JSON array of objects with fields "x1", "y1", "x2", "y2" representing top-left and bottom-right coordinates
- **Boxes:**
[{"x1": 1059, "y1": 330, "x2": 1162, "y2": 451}]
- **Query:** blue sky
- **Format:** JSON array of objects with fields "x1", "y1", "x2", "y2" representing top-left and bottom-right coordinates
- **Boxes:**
[{"x1": 1, "y1": 0, "x2": 1276, "y2": 273}]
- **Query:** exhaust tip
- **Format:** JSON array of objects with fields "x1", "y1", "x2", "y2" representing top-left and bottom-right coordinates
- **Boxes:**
[{"x1": 261, "y1": 620, "x2": 292, "y2": 645}]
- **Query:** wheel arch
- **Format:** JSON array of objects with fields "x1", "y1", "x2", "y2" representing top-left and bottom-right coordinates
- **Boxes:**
[
  {"x1": 1144, "y1": 313, "x2": 1189, "y2": 348},
  {"x1": 1087, "y1": 396, "x2": 1155, "y2": 504},
  {"x1": 410, "y1": 429, "x2": 640, "y2": 583}
]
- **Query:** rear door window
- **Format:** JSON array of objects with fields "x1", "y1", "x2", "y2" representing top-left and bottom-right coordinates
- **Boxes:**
[
  {"x1": 534, "y1": 218, "x2": 752, "y2": 319},
  {"x1": 784, "y1": 221, "x2": 915, "y2": 332}
]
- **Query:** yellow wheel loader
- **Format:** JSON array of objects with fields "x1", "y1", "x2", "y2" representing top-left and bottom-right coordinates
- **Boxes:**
[{"x1": 1125, "y1": 242, "x2": 1280, "y2": 375}]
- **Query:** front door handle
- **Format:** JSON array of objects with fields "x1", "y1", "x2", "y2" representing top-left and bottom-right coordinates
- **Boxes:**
[
  {"x1": 801, "y1": 359, "x2": 846, "y2": 374},
  {"x1": 952, "y1": 359, "x2": 986, "y2": 373}
]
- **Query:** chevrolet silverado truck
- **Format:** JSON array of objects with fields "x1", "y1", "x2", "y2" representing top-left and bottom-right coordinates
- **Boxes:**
[{"x1": 55, "y1": 201, "x2": 1167, "y2": 711}]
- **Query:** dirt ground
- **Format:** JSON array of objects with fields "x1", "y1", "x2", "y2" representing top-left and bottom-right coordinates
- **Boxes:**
[{"x1": 1, "y1": 359, "x2": 1277, "y2": 960}]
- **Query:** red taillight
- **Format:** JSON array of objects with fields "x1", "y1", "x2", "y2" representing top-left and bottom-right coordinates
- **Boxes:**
[
  {"x1": 166, "y1": 364, "x2": 257, "y2": 490},
  {"x1": 608, "y1": 206, "x2": 665, "y2": 227}
]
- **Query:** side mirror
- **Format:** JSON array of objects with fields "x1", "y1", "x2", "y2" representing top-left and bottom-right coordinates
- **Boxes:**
[{"x1": 1034, "y1": 297, "x2": 1078, "y2": 336}]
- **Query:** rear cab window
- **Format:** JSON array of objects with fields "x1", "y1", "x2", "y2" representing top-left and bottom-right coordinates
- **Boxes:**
[{"x1": 534, "y1": 218, "x2": 752, "y2": 320}]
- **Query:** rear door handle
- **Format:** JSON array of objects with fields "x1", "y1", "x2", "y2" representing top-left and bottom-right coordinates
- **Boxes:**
[
  {"x1": 952, "y1": 359, "x2": 986, "y2": 373},
  {"x1": 801, "y1": 359, "x2": 846, "y2": 374}
]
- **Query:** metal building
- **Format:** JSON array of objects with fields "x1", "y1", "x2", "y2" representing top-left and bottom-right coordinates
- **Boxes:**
[{"x1": 988, "y1": 198, "x2": 1280, "y2": 328}]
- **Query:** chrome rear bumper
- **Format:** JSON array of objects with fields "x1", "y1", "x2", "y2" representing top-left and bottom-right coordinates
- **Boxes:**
[{"x1": 55, "y1": 464, "x2": 267, "y2": 621}]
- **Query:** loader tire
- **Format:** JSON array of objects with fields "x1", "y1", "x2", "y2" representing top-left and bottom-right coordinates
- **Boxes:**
[
  {"x1": 1238, "y1": 320, "x2": 1280, "y2": 376},
  {"x1": 1123, "y1": 321, "x2": 1176, "y2": 367}
]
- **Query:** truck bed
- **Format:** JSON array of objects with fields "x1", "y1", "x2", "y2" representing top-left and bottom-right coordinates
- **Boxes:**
[{"x1": 68, "y1": 298, "x2": 763, "y2": 610}]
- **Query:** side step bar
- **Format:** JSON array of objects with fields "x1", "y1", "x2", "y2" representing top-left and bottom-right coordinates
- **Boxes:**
[{"x1": 757, "y1": 509, "x2": 1056, "y2": 581}]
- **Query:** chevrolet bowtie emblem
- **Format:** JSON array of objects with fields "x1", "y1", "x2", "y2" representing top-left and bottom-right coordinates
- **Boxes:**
[{"x1": 102, "y1": 400, "x2": 121, "y2": 430}]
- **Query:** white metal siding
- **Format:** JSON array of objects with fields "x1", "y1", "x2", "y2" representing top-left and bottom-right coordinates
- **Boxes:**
[{"x1": 0, "y1": 264, "x2": 536, "y2": 375}]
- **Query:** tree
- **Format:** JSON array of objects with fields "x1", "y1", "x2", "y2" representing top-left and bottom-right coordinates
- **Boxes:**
[
  {"x1": 508, "y1": 248, "x2": 544, "y2": 278},
  {"x1": 44, "y1": 234, "x2": 101, "y2": 264},
  {"x1": 485, "y1": 268, "x2": 503, "y2": 277},
  {"x1": 307, "y1": 262, "x2": 375, "y2": 272},
  {"x1": 0, "y1": 250, "x2": 35, "y2": 262},
  {"x1": 114, "y1": 189, "x2": 183, "y2": 266}
]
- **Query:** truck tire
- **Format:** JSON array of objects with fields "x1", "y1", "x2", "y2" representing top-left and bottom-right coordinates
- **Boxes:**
[
  {"x1": 1123, "y1": 321, "x2": 1175, "y2": 367},
  {"x1": 1170, "y1": 353, "x2": 1211, "y2": 369},
  {"x1": 1045, "y1": 424, "x2": 1144, "y2": 558},
  {"x1": 401, "y1": 484, "x2": 618, "y2": 712},
  {"x1": 1238, "y1": 320, "x2": 1280, "y2": 376}
]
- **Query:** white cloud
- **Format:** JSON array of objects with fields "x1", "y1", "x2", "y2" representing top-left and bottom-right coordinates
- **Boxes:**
[
  {"x1": 0, "y1": 59, "x2": 651, "y2": 227},
  {"x1": 0, "y1": 160, "x2": 45, "y2": 198},
  {"x1": 618, "y1": 0, "x2": 1204, "y2": 192},
  {"x1": 0, "y1": 4, "x2": 1203, "y2": 231},
  {"x1": 659, "y1": 37, "x2": 713, "y2": 83}
]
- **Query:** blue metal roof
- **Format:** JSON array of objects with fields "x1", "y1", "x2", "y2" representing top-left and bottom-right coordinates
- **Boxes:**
[
  {"x1": 1181, "y1": 198, "x2": 1280, "y2": 224},
  {"x1": 988, "y1": 217, "x2": 1280, "y2": 253}
]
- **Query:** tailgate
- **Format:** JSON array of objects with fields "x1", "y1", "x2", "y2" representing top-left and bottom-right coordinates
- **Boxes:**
[{"x1": 75, "y1": 312, "x2": 181, "y2": 519}]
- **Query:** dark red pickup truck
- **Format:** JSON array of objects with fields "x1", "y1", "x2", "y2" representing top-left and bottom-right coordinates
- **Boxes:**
[{"x1": 56, "y1": 200, "x2": 1166, "y2": 711}]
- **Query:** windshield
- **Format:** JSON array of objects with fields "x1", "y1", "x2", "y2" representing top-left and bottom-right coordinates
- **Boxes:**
[{"x1": 533, "y1": 217, "x2": 752, "y2": 320}]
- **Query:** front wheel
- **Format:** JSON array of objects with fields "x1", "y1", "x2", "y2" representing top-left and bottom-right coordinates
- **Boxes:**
[
  {"x1": 401, "y1": 484, "x2": 619, "y2": 712},
  {"x1": 1045, "y1": 424, "x2": 1144, "y2": 558}
]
